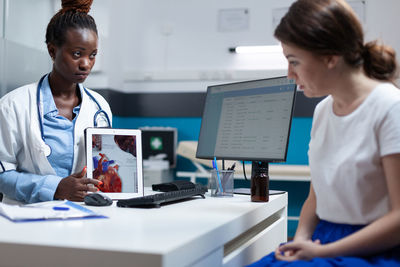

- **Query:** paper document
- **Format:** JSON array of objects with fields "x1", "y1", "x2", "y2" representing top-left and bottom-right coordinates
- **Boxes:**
[{"x1": 0, "y1": 200, "x2": 107, "y2": 222}]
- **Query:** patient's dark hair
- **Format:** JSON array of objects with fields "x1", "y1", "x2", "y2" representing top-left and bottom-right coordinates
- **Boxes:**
[
  {"x1": 275, "y1": 0, "x2": 398, "y2": 82},
  {"x1": 46, "y1": 0, "x2": 98, "y2": 47}
]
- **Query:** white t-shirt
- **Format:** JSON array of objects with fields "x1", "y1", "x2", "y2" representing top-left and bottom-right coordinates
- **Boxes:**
[{"x1": 309, "y1": 83, "x2": 400, "y2": 224}]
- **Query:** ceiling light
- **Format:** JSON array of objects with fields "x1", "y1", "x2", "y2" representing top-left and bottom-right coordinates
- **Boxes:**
[{"x1": 229, "y1": 45, "x2": 282, "y2": 54}]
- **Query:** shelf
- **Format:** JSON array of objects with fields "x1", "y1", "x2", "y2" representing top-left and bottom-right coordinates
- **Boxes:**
[{"x1": 176, "y1": 141, "x2": 310, "y2": 182}]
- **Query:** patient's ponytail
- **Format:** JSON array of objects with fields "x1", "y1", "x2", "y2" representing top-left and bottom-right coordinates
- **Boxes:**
[{"x1": 362, "y1": 41, "x2": 398, "y2": 82}]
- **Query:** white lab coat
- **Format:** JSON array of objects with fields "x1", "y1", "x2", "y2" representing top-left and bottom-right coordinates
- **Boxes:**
[{"x1": 0, "y1": 80, "x2": 112, "y2": 202}]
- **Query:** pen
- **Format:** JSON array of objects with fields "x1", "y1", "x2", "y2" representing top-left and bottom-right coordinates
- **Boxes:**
[
  {"x1": 213, "y1": 157, "x2": 224, "y2": 193},
  {"x1": 53, "y1": 206, "x2": 70, "y2": 211},
  {"x1": 221, "y1": 163, "x2": 235, "y2": 189},
  {"x1": 228, "y1": 163, "x2": 236, "y2": 171}
]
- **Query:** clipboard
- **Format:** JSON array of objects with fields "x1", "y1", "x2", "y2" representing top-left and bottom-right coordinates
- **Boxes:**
[{"x1": 0, "y1": 200, "x2": 107, "y2": 223}]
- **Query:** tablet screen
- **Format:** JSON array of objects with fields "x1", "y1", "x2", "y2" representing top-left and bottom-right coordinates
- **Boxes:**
[{"x1": 85, "y1": 128, "x2": 144, "y2": 199}]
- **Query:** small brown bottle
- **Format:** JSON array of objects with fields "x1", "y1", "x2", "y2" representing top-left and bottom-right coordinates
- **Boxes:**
[{"x1": 251, "y1": 161, "x2": 269, "y2": 202}]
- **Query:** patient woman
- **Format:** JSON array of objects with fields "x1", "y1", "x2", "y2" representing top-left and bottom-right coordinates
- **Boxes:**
[
  {"x1": 0, "y1": 0, "x2": 111, "y2": 203},
  {"x1": 248, "y1": 0, "x2": 400, "y2": 266}
]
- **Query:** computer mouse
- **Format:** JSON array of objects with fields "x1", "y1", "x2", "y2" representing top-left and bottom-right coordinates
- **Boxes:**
[{"x1": 84, "y1": 193, "x2": 113, "y2": 206}]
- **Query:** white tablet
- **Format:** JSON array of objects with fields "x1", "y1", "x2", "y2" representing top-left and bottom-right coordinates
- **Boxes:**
[{"x1": 85, "y1": 128, "x2": 144, "y2": 199}]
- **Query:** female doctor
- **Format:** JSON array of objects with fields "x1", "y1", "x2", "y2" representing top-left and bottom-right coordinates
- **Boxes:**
[{"x1": 0, "y1": 0, "x2": 112, "y2": 204}]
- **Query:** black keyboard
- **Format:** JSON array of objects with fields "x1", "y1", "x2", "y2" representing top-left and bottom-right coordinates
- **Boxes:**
[{"x1": 117, "y1": 185, "x2": 208, "y2": 208}]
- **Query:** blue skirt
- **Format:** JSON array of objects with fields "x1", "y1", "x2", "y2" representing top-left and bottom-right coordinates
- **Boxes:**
[{"x1": 246, "y1": 220, "x2": 400, "y2": 267}]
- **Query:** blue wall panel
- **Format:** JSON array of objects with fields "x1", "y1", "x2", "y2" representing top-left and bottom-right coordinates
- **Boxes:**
[
  {"x1": 113, "y1": 116, "x2": 202, "y2": 142},
  {"x1": 113, "y1": 116, "x2": 312, "y2": 166},
  {"x1": 113, "y1": 115, "x2": 313, "y2": 238}
]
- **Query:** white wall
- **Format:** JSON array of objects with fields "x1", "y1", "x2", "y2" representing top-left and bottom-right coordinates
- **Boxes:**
[
  {"x1": 0, "y1": 0, "x2": 52, "y2": 96},
  {"x1": 115, "y1": 0, "x2": 292, "y2": 71},
  {"x1": 0, "y1": 0, "x2": 3, "y2": 38},
  {"x1": 0, "y1": 38, "x2": 4, "y2": 97},
  {"x1": 85, "y1": 0, "x2": 400, "y2": 92},
  {"x1": 2, "y1": 0, "x2": 400, "y2": 96},
  {"x1": 5, "y1": 0, "x2": 53, "y2": 51},
  {"x1": 0, "y1": 0, "x2": 5, "y2": 96},
  {"x1": 364, "y1": 0, "x2": 400, "y2": 52},
  {"x1": 86, "y1": 0, "x2": 295, "y2": 92}
]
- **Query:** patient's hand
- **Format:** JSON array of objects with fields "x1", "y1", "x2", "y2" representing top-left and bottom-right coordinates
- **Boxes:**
[
  {"x1": 275, "y1": 239, "x2": 322, "y2": 261},
  {"x1": 54, "y1": 167, "x2": 100, "y2": 201}
]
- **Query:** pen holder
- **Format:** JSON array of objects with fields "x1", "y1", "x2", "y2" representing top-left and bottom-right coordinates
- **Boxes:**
[{"x1": 210, "y1": 169, "x2": 234, "y2": 197}]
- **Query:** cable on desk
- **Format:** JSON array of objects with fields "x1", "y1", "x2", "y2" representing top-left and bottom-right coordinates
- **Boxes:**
[{"x1": 243, "y1": 161, "x2": 248, "y2": 181}]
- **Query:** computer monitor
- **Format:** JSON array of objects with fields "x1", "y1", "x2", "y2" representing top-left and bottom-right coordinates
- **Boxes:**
[
  {"x1": 140, "y1": 127, "x2": 177, "y2": 168},
  {"x1": 196, "y1": 76, "x2": 296, "y2": 175}
]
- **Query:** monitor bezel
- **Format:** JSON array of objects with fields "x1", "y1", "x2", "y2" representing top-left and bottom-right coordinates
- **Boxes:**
[{"x1": 196, "y1": 76, "x2": 297, "y2": 162}]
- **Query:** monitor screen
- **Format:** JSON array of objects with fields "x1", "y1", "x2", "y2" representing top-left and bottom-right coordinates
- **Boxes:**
[
  {"x1": 196, "y1": 76, "x2": 296, "y2": 162},
  {"x1": 140, "y1": 127, "x2": 177, "y2": 168}
]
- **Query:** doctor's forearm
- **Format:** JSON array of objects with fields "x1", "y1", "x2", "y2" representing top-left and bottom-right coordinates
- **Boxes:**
[{"x1": 0, "y1": 170, "x2": 62, "y2": 203}]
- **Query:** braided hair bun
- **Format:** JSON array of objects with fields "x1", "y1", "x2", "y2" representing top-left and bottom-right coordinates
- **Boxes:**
[
  {"x1": 46, "y1": 0, "x2": 97, "y2": 46},
  {"x1": 60, "y1": 0, "x2": 93, "y2": 14}
]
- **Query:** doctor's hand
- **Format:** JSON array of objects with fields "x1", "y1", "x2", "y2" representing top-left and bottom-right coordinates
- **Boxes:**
[
  {"x1": 54, "y1": 167, "x2": 101, "y2": 201},
  {"x1": 275, "y1": 239, "x2": 323, "y2": 261}
]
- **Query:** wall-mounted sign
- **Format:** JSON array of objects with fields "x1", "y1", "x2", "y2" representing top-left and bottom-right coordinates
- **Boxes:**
[{"x1": 218, "y1": 8, "x2": 249, "y2": 32}]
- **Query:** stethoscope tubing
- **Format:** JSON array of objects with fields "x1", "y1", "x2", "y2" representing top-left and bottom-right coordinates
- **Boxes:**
[
  {"x1": 36, "y1": 74, "x2": 111, "y2": 156},
  {"x1": 81, "y1": 87, "x2": 111, "y2": 127}
]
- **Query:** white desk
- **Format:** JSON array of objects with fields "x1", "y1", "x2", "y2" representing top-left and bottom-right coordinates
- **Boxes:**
[{"x1": 0, "y1": 192, "x2": 287, "y2": 267}]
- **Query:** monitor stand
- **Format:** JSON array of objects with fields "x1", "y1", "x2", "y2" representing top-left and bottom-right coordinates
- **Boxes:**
[{"x1": 251, "y1": 161, "x2": 270, "y2": 202}]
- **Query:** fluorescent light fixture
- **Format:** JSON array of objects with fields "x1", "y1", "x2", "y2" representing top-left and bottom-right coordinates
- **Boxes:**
[{"x1": 229, "y1": 45, "x2": 283, "y2": 54}]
